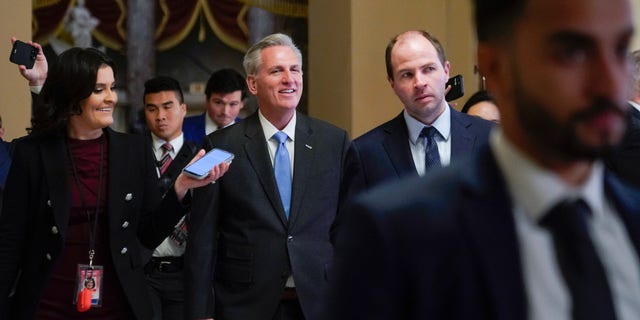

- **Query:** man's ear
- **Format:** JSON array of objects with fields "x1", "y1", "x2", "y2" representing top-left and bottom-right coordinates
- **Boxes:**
[{"x1": 246, "y1": 75, "x2": 258, "y2": 95}]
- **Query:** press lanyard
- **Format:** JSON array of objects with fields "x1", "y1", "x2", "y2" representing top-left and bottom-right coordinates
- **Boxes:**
[{"x1": 66, "y1": 135, "x2": 105, "y2": 268}]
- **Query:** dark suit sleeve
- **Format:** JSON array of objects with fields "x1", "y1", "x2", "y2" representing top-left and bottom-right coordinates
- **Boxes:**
[
  {"x1": 331, "y1": 134, "x2": 365, "y2": 244},
  {"x1": 327, "y1": 197, "x2": 407, "y2": 320},
  {"x1": 327, "y1": 176, "x2": 466, "y2": 320},
  {"x1": 185, "y1": 136, "x2": 218, "y2": 319},
  {"x1": 0, "y1": 140, "x2": 30, "y2": 313}
]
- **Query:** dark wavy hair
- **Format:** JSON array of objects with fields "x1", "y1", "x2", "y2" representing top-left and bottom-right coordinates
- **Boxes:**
[
  {"x1": 29, "y1": 47, "x2": 116, "y2": 134},
  {"x1": 205, "y1": 68, "x2": 248, "y2": 101},
  {"x1": 461, "y1": 90, "x2": 495, "y2": 114}
]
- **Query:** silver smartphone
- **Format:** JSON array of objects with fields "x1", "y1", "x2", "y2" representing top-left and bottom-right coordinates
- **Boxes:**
[{"x1": 182, "y1": 148, "x2": 234, "y2": 180}]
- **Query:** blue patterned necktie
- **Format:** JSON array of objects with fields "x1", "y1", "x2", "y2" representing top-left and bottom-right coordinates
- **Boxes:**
[
  {"x1": 273, "y1": 131, "x2": 291, "y2": 218},
  {"x1": 420, "y1": 127, "x2": 441, "y2": 171}
]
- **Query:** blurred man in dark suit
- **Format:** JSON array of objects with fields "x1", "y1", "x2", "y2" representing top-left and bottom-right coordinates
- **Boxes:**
[{"x1": 330, "y1": 0, "x2": 640, "y2": 319}]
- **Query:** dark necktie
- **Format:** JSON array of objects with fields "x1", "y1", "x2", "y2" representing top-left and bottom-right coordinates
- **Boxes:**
[
  {"x1": 539, "y1": 199, "x2": 617, "y2": 320},
  {"x1": 420, "y1": 126, "x2": 441, "y2": 171},
  {"x1": 159, "y1": 142, "x2": 173, "y2": 175},
  {"x1": 273, "y1": 131, "x2": 291, "y2": 218}
]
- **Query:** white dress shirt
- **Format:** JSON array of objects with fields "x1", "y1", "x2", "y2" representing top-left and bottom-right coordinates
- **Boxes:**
[
  {"x1": 205, "y1": 112, "x2": 236, "y2": 136},
  {"x1": 259, "y1": 111, "x2": 296, "y2": 177},
  {"x1": 491, "y1": 128, "x2": 640, "y2": 320}
]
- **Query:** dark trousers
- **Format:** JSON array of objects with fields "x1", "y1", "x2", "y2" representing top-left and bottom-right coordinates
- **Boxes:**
[
  {"x1": 145, "y1": 260, "x2": 185, "y2": 320},
  {"x1": 272, "y1": 288, "x2": 305, "y2": 320}
]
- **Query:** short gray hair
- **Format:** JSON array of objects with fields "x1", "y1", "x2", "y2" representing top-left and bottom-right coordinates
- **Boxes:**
[{"x1": 243, "y1": 33, "x2": 302, "y2": 76}]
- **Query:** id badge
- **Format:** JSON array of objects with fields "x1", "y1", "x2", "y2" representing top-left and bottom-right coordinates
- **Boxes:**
[{"x1": 73, "y1": 264, "x2": 104, "y2": 310}]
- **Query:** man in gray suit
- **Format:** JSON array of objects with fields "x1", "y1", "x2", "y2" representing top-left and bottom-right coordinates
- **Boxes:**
[
  {"x1": 353, "y1": 30, "x2": 493, "y2": 190},
  {"x1": 185, "y1": 33, "x2": 362, "y2": 320}
]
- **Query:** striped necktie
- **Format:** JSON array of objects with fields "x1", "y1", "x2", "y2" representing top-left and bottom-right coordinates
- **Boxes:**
[{"x1": 159, "y1": 142, "x2": 173, "y2": 175}]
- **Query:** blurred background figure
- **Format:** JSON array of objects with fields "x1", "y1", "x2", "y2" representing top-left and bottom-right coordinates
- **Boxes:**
[
  {"x1": 182, "y1": 68, "x2": 247, "y2": 145},
  {"x1": 605, "y1": 50, "x2": 640, "y2": 187},
  {"x1": 461, "y1": 90, "x2": 500, "y2": 123}
]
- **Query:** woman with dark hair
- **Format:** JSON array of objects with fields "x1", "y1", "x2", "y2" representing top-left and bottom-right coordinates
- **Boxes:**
[
  {"x1": 0, "y1": 47, "x2": 228, "y2": 319},
  {"x1": 461, "y1": 90, "x2": 500, "y2": 123}
]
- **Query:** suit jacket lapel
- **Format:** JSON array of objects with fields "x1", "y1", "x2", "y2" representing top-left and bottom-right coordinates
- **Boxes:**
[
  {"x1": 450, "y1": 108, "x2": 475, "y2": 165},
  {"x1": 242, "y1": 115, "x2": 290, "y2": 226},
  {"x1": 382, "y1": 113, "x2": 417, "y2": 178},
  {"x1": 41, "y1": 134, "x2": 71, "y2": 237},
  {"x1": 459, "y1": 147, "x2": 528, "y2": 319},
  {"x1": 107, "y1": 129, "x2": 127, "y2": 232},
  {"x1": 289, "y1": 113, "x2": 313, "y2": 227}
]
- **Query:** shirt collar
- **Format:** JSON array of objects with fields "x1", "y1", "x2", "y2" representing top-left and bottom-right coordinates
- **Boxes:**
[
  {"x1": 404, "y1": 106, "x2": 451, "y2": 144},
  {"x1": 258, "y1": 110, "x2": 296, "y2": 142},
  {"x1": 150, "y1": 132, "x2": 184, "y2": 155},
  {"x1": 490, "y1": 128, "x2": 605, "y2": 222},
  {"x1": 629, "y1": 100, "x2": 640, "y2": 113}
]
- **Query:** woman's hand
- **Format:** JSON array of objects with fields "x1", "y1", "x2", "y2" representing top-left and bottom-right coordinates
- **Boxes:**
[
  {"x1": 11, "y1": 37, "x2": 48, "y2": 86},
  {"x1": 173, "y1": 149, "x2": 231, "y2": 201}
]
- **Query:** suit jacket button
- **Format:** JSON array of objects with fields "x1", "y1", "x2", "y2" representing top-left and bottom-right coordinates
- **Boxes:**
[
  {"x1": 120, "y1": 247, "x2": 128, "y2": 255},
  {"x1": 287, "y1": 235, "x2": 293, "y2": 243},
  {"x1": 46, "y1": 200, "x2": 52, "y2": 207},
  {"x1": 51, "y1": 226, "x2": 59, "y2": 234},
  {"x1": 121, "y1": 221, "x2": 129, "y2": 228},
  {"x1": 45, "y1": 253, "x2": 52, "y2": 260},
  {"x1": 125, "y1": 193, "x2": 133, "y2": 201}
]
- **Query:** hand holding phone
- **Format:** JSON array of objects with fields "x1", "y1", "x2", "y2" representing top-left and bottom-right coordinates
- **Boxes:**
[
  {"x1": 182, "y1": 148, "x2": 234, "y2": 180},
  {"x1": 9, "y1": 40, "x2": 38, "y2": 69},
  {"x1": 445, "y1": 74, "x2": 464, "y2": 101}
]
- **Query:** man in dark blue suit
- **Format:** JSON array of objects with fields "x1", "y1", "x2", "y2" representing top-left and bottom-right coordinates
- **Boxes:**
[
  {"x1": 353, "y1": 30, "x2": 492, "y2": 189},
  {"x1": 182, "y1": 68, "x2": 247, "y2": 145},
  {"x1": 185, "y1": 33, "x2": 362, "y2": 320},
  {"x1": 330, "y1": 0, "x2": 640, "y2": 319}
]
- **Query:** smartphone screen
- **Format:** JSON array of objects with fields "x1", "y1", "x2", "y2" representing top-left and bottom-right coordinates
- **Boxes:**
[
  {"x1": 183, "y1": 148, "x2": 234, "y2": 179},
  {"x1": 9, "y1": 40, "x2": 37, "y2": 69},
  {"x1": 445, "y1": 74, "x2": 464, "y2": 101}
]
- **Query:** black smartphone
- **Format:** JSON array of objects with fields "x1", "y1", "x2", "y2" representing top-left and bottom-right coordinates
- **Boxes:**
[
  {"x1": 9, "y1": 40, "x2": 38, "y2": 69},
  {"x1": 445, "y1": 74, "x2": 464, "y2": 101},
  {"x1": 182, "y1": 148, "x2": 234, "y2": 180}
]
